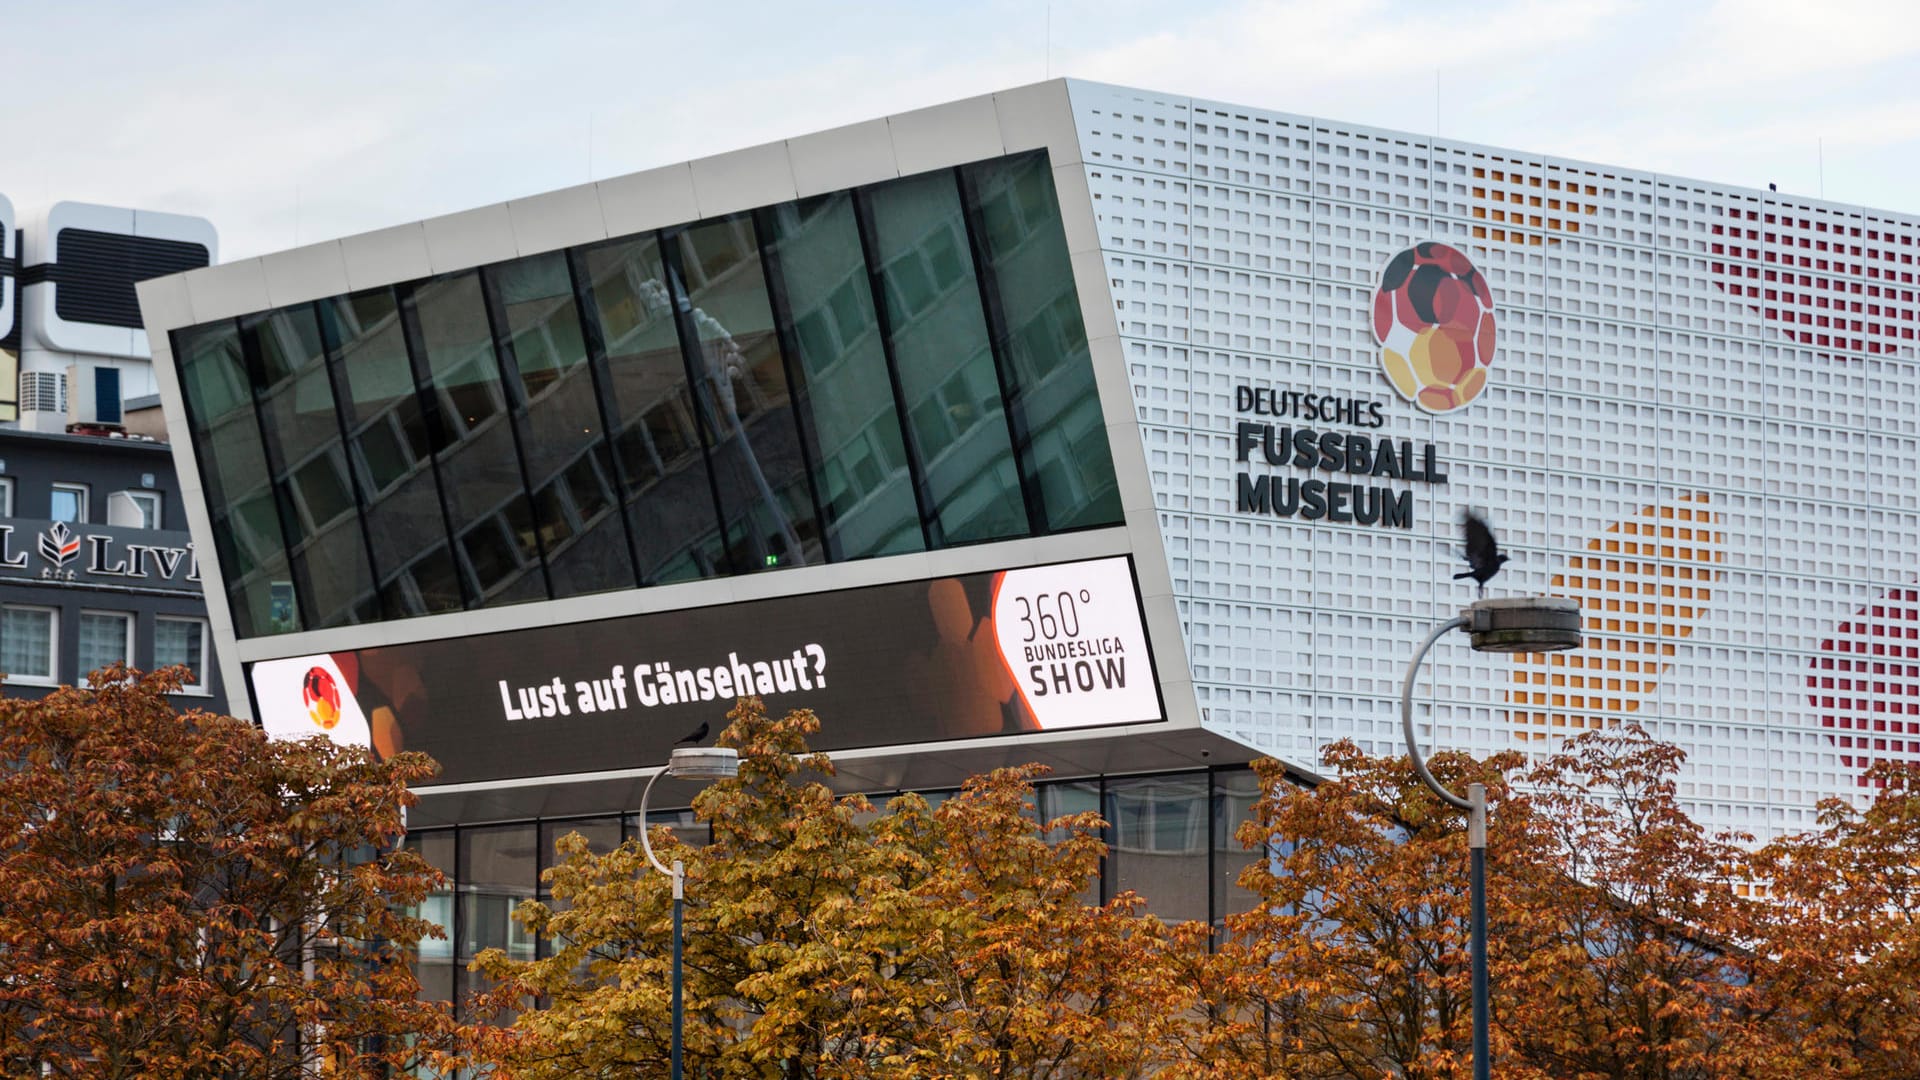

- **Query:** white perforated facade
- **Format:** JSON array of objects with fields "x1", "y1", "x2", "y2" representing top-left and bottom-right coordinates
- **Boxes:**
[{"x1": 1071, "y1": 82, "x2": 1920, "y2": 839}]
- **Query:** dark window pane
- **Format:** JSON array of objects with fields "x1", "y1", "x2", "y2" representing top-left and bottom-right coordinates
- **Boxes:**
[
  {"x1": 763, "y1": 196, "x2": 925, "y2": 561},
  {"x1": 172, "y1": 320, "x2": 297, "y2": 637},
  {"x1": 1212, "y1": 768, "x2": 1264, "y2": 933},
  {"x1": 408, "y1": 272, "x2": 546, "y2": 606},
  {"x1": 539, "y1": 817, "x2": 623, "y2": 872},
  {"x1": 245, "y1": 305, "x2": 377, "y2": 629},
  {"x1": 1105, "y1": 773, "x2": 1209, "y2": 923},
  {"x1": 670, "y1": 216, "x2": 822, "y2": 573},
  {"x1": 403, "y1": 831, "x2": 455, "y2": 1002},
  {"x1": 492, "y1": 253, "x2": 635, "y2": 598},
  {"x1": 640, "y1": 807, "x2": 710, "y2": 850},
  {"x1": 457, "y1": 825, "x2": 538, "y2": 963},
  {"x1": 537, "y1": 816, "x2": 623, "y2": 911},
  {"x1": 866, "y1": 172, "x2": 1028, "y2": 544},
  {"x1": 1039, "y1": 780, "x2": 1103, "y2": 907},
  {"x1": 325, "y1": 289, "x2": 460, "y2": 617},
  {"x1": 964, "y1": 153, "x2": 1122, "y2": 531},
  {"x1": 578, "y1": 236, "x2": 725, "y2": 583}
]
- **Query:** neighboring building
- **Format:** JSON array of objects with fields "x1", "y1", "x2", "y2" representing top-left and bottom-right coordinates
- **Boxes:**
[
  {"x1": 138, "y1": 80, "x2": 1920, "y2": 998},
  {"x1": 0, "y1": 200, "x2": 222, "y2": 709},
  {"x1": 0, "y1": 426, "x2": 224, "y2": 709},
  {"x1": 14, "y1": 201, "x2": 216, "y2": 431}
]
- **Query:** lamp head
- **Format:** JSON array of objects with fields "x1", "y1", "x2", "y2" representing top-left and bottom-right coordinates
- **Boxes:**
[
  {"x1": 1465, "y1": 596, "x2": 1582, "y2": 654},
  {"x1": 666, "y1": 746, "x2": 740, "y2": 780}
]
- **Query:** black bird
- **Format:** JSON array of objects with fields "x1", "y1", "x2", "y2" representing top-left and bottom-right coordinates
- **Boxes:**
[
  {"x1": 1453, "y1": 510, "x2": 1509, "y2": 595},
  {"x1": 674, "y1": 721, "x2": 710, "y2": 746}
]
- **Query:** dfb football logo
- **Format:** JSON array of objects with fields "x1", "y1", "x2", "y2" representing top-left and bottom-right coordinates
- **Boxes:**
[{"x1": 1372, "y1": 243, "x2": 1497, "y2": 413}]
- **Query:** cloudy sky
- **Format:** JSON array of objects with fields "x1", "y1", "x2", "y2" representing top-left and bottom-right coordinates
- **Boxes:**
[{"x1": 8, "y1": 0, "x2": 1917, "y2": 260}]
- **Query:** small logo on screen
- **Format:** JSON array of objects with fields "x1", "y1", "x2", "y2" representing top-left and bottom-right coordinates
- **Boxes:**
[{"x1": 302, "y1": 666, "x2": 342, "y2": 731}]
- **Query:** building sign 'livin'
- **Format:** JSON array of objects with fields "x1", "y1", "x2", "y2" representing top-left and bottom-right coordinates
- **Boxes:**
[{"x1": 0, "y1": 520, "x2": 202, "y2": 593}]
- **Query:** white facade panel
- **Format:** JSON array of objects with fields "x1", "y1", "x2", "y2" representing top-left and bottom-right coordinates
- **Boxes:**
[{"x1": 1070, "y1": 80, "x2": 1920, "y2": 838}]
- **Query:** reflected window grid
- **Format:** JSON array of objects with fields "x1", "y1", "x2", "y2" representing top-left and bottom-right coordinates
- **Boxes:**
[{"x1": 174, "y1": 150, "x2": 1123, "y2": 637}]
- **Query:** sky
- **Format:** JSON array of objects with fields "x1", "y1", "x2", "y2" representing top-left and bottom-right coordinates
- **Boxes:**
[{"x1": 6, "y1": 0, "x2": 1919, "y2": 261}]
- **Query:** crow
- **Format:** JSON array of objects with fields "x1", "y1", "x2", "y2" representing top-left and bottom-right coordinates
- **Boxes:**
[
  {"x1": 1453, "y1": 510, "x2": 1509, "y2": 595},
  {"x1": 674, "y1": 721, "x2": 710, "y2": 746}
]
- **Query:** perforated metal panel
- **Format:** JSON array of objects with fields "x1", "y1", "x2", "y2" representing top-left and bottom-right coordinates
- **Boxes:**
[{"x1": 1070, "y1": 81, "x2": 1920, "y2": 838}]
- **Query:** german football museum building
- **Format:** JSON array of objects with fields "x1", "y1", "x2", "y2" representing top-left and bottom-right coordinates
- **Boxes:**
[{"x1": 142, "y1": 80, "x2": 1920, "y2": 1001}]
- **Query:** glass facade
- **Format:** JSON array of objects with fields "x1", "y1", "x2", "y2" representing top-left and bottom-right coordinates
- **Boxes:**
[
  {"x1": 403, "y1": 766, "x2": 1273, "y2": 1016},
  {"x1": 173, "y1": 151, "x2": 1120, "y2": 639}
]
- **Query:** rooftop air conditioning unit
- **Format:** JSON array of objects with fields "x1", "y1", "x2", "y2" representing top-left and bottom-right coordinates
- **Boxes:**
[
  {"x1": 20, "y1": 370, "x2": 64, "y2": 413},
  {"x1": 67, "y1": 364, "x2": 122, "y2": 426}
]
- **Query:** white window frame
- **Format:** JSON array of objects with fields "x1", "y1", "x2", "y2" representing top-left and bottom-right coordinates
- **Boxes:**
[
  {"x1": 76, "y1": 609, "x2": 134, "y2": 687},
  {"x1": 109, "y1": 490, "x2": 163, "y2": 529},
  {"x1": 1, "y1": 604, "x2": 59, "y2": 686},
  {"x1": 50, "y1": 482, "x2": 89, "y2": 524},
  {"x1": 153, "y1": 615, "x2": 210, "y2": 694},
  {"x1": 0, "y1": 477, "x2": 13, "y2": 517}
]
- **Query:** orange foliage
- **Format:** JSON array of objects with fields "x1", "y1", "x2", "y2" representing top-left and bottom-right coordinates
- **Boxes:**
[
  {"x1": 0, "y1": 665, "x2": 455, "y2": 1079},
  {"x1": 456, "y1": 700, "x2": 1920, "y2": 1078}
]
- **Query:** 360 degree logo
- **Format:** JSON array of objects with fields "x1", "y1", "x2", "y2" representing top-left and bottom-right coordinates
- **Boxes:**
[
  {"x1": 1372, "y1": 243, "x2": 1497, "y2": 413},
  {"x1": 302, "y1": 666, "x2": 341, "y2": 731}
]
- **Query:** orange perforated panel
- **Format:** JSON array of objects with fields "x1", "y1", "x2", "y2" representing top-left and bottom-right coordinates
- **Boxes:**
[{"x1": 1509, "y1": 495, "x2": 1724, "y2": 739}]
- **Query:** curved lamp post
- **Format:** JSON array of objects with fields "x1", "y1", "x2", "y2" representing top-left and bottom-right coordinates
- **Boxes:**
[
  {"x1": 1401, "y1": 597, "x2": 1581, "y2": 1080},
  {"x1": 638, "y1": 745, "x2": 740, "y2": 1080}
]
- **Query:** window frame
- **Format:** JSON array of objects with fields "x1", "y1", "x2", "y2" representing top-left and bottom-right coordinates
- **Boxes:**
[
  {"x1": 76, "y1": 609, "x2": 134, "y2": 687},
  {"x1": 0, "y1": 476, "x2": 13, "y2": 517},
  {"x1": 1, "y1": 604, "x2": 59, "y2": 686},
  {"x1": 153, "y1": 615, "x2": 210, "y2": 694},
  {"x1": 124, "y1": 490, "x2": 163, "y2": 528},
  {"x1": 50, "y1": 482, "x2": 90, "y2": 524}
]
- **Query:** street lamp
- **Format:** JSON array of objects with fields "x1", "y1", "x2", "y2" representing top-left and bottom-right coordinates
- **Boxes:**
[
  {"x1": 1400, "y1": 596, "x2": 1581, "y2": 1080},
  {"x1": 638, "y1": 745, "x2": 740, "y2": 1080}
]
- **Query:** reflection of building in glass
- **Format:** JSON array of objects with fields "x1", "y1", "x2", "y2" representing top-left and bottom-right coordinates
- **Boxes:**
[{"x1": 166, "y1": 151, "x2": 1119, "y2": 638}]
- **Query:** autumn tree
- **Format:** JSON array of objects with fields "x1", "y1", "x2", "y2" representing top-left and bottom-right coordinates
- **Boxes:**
[
  {"x1": 1498, "y1": 725, "x2": 1770, "y2": 1080},
  {"x1": 1201, "y1": 741, "x2": 1527, "y2": 1080},
  {"x1": 1748, "y1": 759, "x2": 1920, "y2": 1077},
  {"x1": 463, "y1": 702, "x2": 1920, "y2": 1079},
  {"x1": 858, "y1": 765, "x2": 1197, "y2": 1078},
  {"x1": 1205, "y1": 727, "x2": 1786, "y2": 1080},
  {"x1": 466, "y1": 697, "x2": 916, "y2": 1077},
  {"x1": 465, "y1": 697, "x2": 1198, "y2": 1079},
  {"x1": 0, "y1": 665, "x2": 454, "y2": 1079}
]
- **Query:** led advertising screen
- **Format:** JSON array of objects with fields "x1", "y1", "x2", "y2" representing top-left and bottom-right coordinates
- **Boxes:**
[{"x1": 247, "y1": 556, "x2": 1163, "y2": 785}]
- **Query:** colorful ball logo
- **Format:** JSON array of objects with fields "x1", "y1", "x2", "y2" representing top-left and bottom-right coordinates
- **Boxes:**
[
  {"x1": 1372, "y1": 243, "x2": 1497, "y2": 413},
  {"x1": 302, "y1": 666, "x2": 341, "y2": 731}
]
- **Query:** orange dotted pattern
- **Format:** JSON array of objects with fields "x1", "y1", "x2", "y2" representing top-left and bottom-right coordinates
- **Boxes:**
[
  {"x1": 1467, "y1": 162, "x2": 1608, "y2": 246},
  {"x1": 1508, "y1": 496, "x2": 1723, "y2": 740}
]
